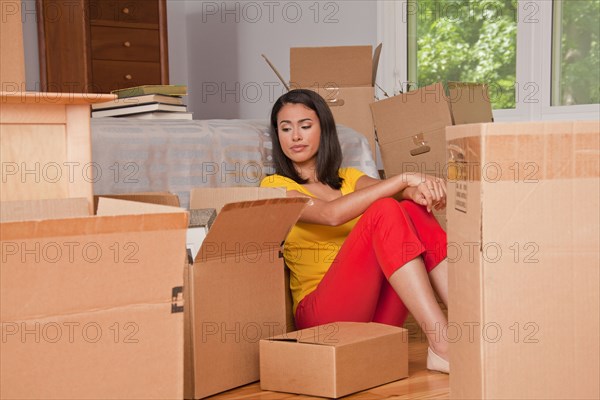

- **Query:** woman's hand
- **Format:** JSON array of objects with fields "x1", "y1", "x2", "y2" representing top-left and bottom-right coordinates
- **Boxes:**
[{"x1": 401, "y1": 173, "x2": 447, "y2": 212}]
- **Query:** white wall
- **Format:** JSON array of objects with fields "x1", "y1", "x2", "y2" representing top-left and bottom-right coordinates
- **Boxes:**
[
  {"x1": 22, "y1": 0, "x2": 40, "y2": 91},
  {"x1": 167, "y1": 0, "x2": 378, "y2": 119}
]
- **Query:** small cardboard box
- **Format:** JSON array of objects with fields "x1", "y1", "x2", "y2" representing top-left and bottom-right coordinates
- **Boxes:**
[
  {"x1": 260, "y1": 322, "x2": 409, "y2": 398},
  {"x1": 370, "y1": 82, "x2": 493, "y2": 228},
  {"x1": 446, "y1": 121, "x2": 599, "y2": 399},
  {"x1": 264, "y1": 45, "x2": 382, "y2": 159},
  {"x1": 185, "y1": 187, "x2": 308, "y2": 399},
  {"x1": 0, "y1": 197, "x2": 189, "y2": 400}
]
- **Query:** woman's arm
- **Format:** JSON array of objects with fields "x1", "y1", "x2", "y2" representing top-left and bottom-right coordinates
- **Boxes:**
[
  {"x1": 357, "y1": 174, "x2": 447, "y2": 211},
  {"x1": 288, "y1": 172, "x2": 446, "y2": 226}
]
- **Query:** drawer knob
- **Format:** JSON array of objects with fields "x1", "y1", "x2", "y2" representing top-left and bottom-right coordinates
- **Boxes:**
[
  {"x1": 124, "y1": 74, "x2": 133, "y2": 80},
  {"x1": 122, "y1": 7, "x2": 130, "y2": 14},
  {"x1": 123, "y1": 41, "x2": 131, "y2": 47}
]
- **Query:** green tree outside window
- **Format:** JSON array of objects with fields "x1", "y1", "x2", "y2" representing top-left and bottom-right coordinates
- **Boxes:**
[
  {"x1": 553, "y1": 0, "x2": 600, "y2": 106},
  {"x1": 408, "y1": 0, "x2": 517, "y2": 109}
]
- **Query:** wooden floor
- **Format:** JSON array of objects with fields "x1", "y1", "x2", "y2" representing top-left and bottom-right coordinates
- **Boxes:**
[{"x1": 206, "y1": 329, "x2": 449, "y2": 400}]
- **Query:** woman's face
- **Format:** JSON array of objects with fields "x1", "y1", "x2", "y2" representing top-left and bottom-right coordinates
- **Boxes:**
[{"x1": 276, "y1": 103, "x2": 321, "y2": 168}]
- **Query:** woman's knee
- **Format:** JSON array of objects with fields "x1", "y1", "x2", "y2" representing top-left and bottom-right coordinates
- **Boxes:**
[
  {"x1": 365, "y1": 198, "x2": 403, "y2": 216},
  {"x1": 398, "y1": 198, "x2": 428, "y2": 216},
  {"x1": 363, "y1": 198, "x2": 412, "y2": 228}
]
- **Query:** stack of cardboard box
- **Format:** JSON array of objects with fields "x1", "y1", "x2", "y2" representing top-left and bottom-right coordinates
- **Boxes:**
[
  {"x1": 5, "y1": 34, "x2": 597, "y2": 399},
  {"x1": 265, "y1": 45, "x2": 599, "y2": 399}
]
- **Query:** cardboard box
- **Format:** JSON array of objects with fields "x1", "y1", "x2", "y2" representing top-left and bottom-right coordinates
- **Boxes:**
[
  {"x1": 260, "y1": 322, "x2": 409, "y2": 398},
  {"x1": 264, "y1": 45, "x2": 382, "y2": 159},
  {"x1": 446, "y1": 121, "x2": 600, "y2": 399},
  {"x1": 185, "y1": 187, "x2": 308, "y2": 399},
  {"x1": 370, "y1": 82, "x2": 493, "y2": 229},
  {"x1": 0, "y1": 197, "x2": 189, "y2": 400},
  {"x1": 93, "y1": 191, "x2": 181, "y2": 213},
  {"x1": 185, "y1": 187, "x2": 298, "y2": 331}
]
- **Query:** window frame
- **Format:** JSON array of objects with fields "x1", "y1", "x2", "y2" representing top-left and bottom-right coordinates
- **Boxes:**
[{"x1": 376, "y1": 0, "x2": 600, "y2": 122}]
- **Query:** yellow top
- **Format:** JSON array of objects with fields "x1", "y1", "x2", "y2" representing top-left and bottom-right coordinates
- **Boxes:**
[{"x1": 260, "y1": 167, "x2": 366, "y2": 313}]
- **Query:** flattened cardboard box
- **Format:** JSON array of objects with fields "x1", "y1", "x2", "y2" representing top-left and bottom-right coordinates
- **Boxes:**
[
  {"x1": 446, "y1": 121, "x2": 599, "y2": 400},
  {"x1": 264, "y1": 45, "x2": 382, "y2": 159},
  {"x1": 260, "y1": 322, "x2": 409, "y2": 398},
  {"x1": 0, "y1": 197, "x2": 188, "y2": 400},
  {"x1": 370, "y1": 81, "x2": 493, "y2": 229},
  {"x1": 186, "y1": 188, "x2": 308, "y2": 399}
]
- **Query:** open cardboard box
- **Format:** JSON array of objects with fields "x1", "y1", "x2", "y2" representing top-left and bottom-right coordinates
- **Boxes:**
[
  {"x1": 446, "y1": 120, "x2": 599, "y2": 399},
  {"x1": 263, "y1": 44, "x2": 382, "y2": 160},
  {"x1": 260, "y1": 322, "x2": 409, "y2": 398},
  {"x1": 370, "y1": 81, "x2": 494, "y2": 229},
  {"x1": 0, "y1": 197, "x2": 188, "y2": 400},
  {"x1": 185, "y1": 187, "x2": 309, "y2": 399}
]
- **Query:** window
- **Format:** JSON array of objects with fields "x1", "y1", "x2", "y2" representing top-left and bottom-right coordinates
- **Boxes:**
[
  {"x1": 377, "y1": 0, "x2": 600, "y2": 121},
  {"x1": 551, "y1": 0, "x2": 600, "y2": 106},
  {"x1": 407, "y1": 0, "x2": 518, "y2": 110}
]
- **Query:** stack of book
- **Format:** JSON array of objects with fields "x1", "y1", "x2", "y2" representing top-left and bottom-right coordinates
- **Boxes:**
[{"x1": 92, "y1": 85, "x2": 192, "y2": 119}]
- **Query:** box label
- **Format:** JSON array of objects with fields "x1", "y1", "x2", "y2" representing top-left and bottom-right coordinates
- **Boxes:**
[{"x1": 455, "y1": 181, "x2": 468, "y2": 213}]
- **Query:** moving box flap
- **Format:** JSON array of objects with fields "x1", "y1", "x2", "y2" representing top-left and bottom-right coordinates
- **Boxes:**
[
  {"x1": 268, "y1": 322, "x2": 405, "y2": 347},
  {"x1": 448, "y1": 82, "x2": 494, "y2": 125},
  {"x1": 96, "y1": 197, "x2": 185, "y2": 216},
  {"x1": 196, "y1": 197, "x2": 308, "y2": 261},
  {"x1": 1, "y1": 208, "x2": 188, "y2": 243},
  {"x1": 290, "y1": 46, "x2": 373, "y2": 87},
  {"x1": 371, "y1": 82, "x2": 453, "y2": 145},
  {"x1": 0, "y1": 198, "x2": 90, "y2": 222},
  {"x1": 372, "y1": 43, "x2": 383, "y2": 87},
  {"x1": 190, "y1": 187, "x2": 286, "y2": 213},
  {"x1": 93, "y1": 192, "x2": 180, "y2": 213},
  {"x1": 262, "y1": 54, "x2": 290, "y2": 91}
]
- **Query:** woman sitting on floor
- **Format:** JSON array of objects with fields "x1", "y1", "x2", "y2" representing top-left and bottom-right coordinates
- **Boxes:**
[{"x1": 260, "y1": 89, "x2": 450, "y2": 373}]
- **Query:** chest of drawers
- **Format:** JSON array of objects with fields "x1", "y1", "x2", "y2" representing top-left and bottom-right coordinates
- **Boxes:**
[{"x1": 37, "y1": 0, "x2": 169, "y2": 93}]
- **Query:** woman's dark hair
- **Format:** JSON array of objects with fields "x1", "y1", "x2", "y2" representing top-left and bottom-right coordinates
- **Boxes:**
[{"x1": 270, "y1": 89, "x2": 343, "y2": 189}]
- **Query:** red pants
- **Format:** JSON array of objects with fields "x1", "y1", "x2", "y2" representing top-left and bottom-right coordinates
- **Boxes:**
[{"x1": 295, "y1": 198, "x2": 447, "y2": 329}]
